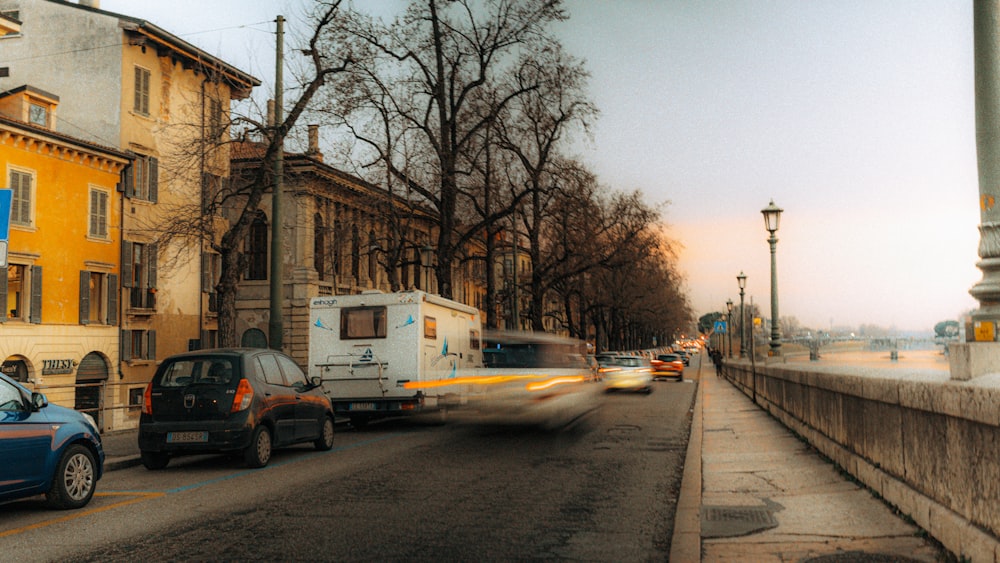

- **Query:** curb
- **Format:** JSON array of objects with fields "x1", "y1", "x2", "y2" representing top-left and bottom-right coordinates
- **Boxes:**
[{"x1": 669, "y1": 360, "x2": 704, "y2": 562}]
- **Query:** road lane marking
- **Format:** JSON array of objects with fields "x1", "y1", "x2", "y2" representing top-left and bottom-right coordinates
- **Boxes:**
[
  {"x1": 0, "y1": 492, "x2": 164, "y2": 538},
  {"x1": 0, "y1": 432, "x2": 406, "y2": 538}
]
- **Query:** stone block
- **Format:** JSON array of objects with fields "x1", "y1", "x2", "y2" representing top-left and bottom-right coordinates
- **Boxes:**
[
  {"x1": 949, "y1": 342, "x2": 1000, "y2": 381},
  {"x1": 862, "y1": 376, "x2": 900, "y2": 405}
]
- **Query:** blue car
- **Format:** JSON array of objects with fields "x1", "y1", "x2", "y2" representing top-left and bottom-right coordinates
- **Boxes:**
[{"x1": 0, "y1": 372, "x2": 105, "y2": 509}]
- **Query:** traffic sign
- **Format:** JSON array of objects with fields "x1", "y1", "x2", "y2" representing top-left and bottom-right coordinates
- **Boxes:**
[
  {"x1": 0, "y1": 189, "x2": 10, "y2": 267},
  {"x1": 714, "y1": 320, "x2": 727, "y2": 334}
]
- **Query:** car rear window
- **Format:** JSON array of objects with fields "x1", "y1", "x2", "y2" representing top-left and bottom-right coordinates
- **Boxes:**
[{"x1": 157, "y1": 357, "x2": 237, "y2": 387}]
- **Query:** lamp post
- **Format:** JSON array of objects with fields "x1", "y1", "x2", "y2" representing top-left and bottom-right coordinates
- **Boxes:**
[
  {"x1": 737, "y1": 271, "x2": 747, "y2": 358},
  {"x1": 762, "y1": 199, "x2": 783, "y2": 356},
  {"x1": 726, "y1": 299, "x2": 734, "y2": 358}
]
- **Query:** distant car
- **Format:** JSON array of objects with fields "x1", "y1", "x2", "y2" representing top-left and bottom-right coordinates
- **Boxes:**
[
  {"x1": 0, "y1": 372, "x2": 104, "y2": 509},
  {"x1": 600, "y1": 355, "x2": 653, "y2": 394},
  {"x1": 651, "y1": 353, "x2": 684, "y2": 381},
  {"x1": 675, "y1": 349, "x2": 690, "y2": 366},
  {"x1": 138, "y1": 348, "x2": 335, "y2": 470}
]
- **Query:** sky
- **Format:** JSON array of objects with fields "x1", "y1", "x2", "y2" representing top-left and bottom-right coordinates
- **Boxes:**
[{"x1": 99, "y1": 0, "x2": 982, "y2": 334}]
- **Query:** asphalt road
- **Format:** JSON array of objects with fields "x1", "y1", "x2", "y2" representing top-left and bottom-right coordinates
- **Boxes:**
[{"x1": 2, "y1": 360, "x2": 700, "y2": 562}]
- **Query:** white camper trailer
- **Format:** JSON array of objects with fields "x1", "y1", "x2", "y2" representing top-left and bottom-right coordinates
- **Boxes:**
[{"x1": 308, "y1": 290, "x2": 483, "y2": 427}]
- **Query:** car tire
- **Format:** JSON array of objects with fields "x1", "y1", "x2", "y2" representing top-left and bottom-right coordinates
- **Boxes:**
[
  {"x1": 45, "y1": 444, "x2": 97, "y2": 510},
  {"x1": 244, "y1": 425, "x2": 272, "y2": 468},
  {"x1": 141, "y1": 451, "x2": 170, "y2": 470},
  {"x1": 314, "y1": 416, "x2": 335, "y2": 451}
]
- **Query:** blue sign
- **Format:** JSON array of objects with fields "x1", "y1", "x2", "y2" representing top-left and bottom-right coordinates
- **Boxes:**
[
  {"x1": 0, "y1": 189, "x2": 10, "y2": 240},
  {"x1": 714, "y1": 320, "x2": 728, "y2": 334}
]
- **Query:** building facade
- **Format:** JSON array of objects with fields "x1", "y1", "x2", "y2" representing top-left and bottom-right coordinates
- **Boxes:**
[
  {"x1": 0, "y1": 0, "x2": 258, "y2": 430},
  {"x1": 0, "y1": 107, "x2": 130, "y2": 430}
]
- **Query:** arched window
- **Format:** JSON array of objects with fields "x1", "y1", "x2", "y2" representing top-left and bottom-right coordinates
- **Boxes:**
[
  {"x1": 246, "y1": 212, "x2": 268, "y2": 280},
  {"x1": 314, "y1": 213, "x2": 326, "y2": 281},
  {"x1": 332, "y1": 205, "x2": 341, "y2": 278},
  {"x1": 241, "y1": 328, "x2": 267, "y2": 348}
]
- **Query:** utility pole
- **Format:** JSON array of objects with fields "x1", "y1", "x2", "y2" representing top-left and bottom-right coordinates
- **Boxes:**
[{"x1": 269, "y1": 15, "x2": 285, "y2": 350}]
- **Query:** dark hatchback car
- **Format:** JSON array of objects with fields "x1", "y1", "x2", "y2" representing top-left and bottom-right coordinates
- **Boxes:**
[
  {"x1": 0, "y1": 372, "x2": 104, "y2": 509},
  {"x1": 138, "y1": 348, "x2": 335, "y2": 470}
]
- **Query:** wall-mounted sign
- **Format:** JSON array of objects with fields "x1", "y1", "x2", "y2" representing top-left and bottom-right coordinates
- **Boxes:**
[{"x1": 41, "y1": 359, "x2": 74, "y2": 375}]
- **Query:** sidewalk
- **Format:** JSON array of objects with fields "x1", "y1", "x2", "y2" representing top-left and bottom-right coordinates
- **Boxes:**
[{"x1": 671, "y1": 361, "x2": 949, "y2": 562}]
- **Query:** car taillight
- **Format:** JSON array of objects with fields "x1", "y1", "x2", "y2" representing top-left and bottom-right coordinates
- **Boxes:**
[
  {"x1": 142, "y1": 382, "x2": 153, "y2": 415},
  {"x1": 231, "y1": 378, "x2": 254, "y2": 413}
]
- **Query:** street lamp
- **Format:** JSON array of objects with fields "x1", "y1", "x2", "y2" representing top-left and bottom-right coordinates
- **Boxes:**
[
  {"x1": 726, "y1": 299, "x2": 734, "y2": 358},
  {"x1": 761, "y1": 199, "x2": 783, "y2": 356},
  {"x1": 737, "y1": 271, "x2": 747, "y2": 358}
]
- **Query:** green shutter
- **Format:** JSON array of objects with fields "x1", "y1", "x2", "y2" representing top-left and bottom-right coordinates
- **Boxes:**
[
  {"x1": 147, "y1": 243, "x2": 157, "y2": 288},
  {"x1": 107, "y1": 274, "x2": 118, "y2": 326},
  {"x1": 120, "y1": 330, "x2": 131, "y2": 361},
  {"x1": 149, "y1": 157, "x2": 158, "y2": 203},
  {"x1": 79, "y1": 271, "x2": 90, "y2": 325},
  {"x1": 147, "y1": 330, "x2": 156, "y2": 360},
  {"x1": 121, "y1": 242, "x2": 133, "y2": 288},
  {"x1": 29, "y1": 265, "x2": 41, "y2": 324}
]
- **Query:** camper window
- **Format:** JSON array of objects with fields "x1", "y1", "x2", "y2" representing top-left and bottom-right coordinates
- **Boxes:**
[{"x1": 340, "y1": 306, "x2": 387, "y2": 339}]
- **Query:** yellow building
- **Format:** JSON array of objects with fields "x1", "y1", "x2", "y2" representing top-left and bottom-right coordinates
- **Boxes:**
[{"x1": 0, "y1": 97, "x2": 130, "y2": 430}]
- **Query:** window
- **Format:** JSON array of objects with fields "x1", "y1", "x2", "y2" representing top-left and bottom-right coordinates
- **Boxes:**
[
  {"x1": 276, "y1": 354, "x2": 307, "y2": 386},
  {"x1": 134, "y1": 66, "x2": 150, "y2": 115},
  {"x1": 8, "y1": 169, "x2": 32, "y2": 226},
  {"x1": 202, "y1": 253, "x2": 220, "y2": 312},
  {"x1": 424, "y1": 316, "x2": 437, "y2": 339},
  {"x1": 208, "y1": 97, "x2": 223, "y2": 140},
  {"x1": 367, "y1": 231, "x2": 377, "y2": 283},
  {"x1": 125, "y1": 155, "x2": 158, "y2": 202},
  {"x1": 79, "y1": 271, "x2": 117, "y2": 325},
  {"x1": 246, "y1": 213, "x2": 268, "y2": 280},
  {"x1": 340, "y1": 306, "x2": 387, "y2": 340},
  {"x1": 122, "y1": 242, "x2": 156, "y2": 309},
  {"x1": 89, "y1": 188, "x2": 109, "y2": 238},
  {"x1": 121, "y1": 329, "x2": 156, "y2": 361},
  {"x1": 470, "y1": 329, "x2": 481, "y2": 350},
  {"x1": 1, "y1": 264, "x2": 41, "y2": 323},
  {"x1": 1, "y1": 10, "x2": 20, "y2": 37},
  {"x1": 351, "y1": 225, "x2": 360, "y2": 282},
  {"x1": 28, "y1": 103, "x2": 47, "y2": 127},
  {"x1": 314, "y1": 214, "x2": 325, "y2": 281}
]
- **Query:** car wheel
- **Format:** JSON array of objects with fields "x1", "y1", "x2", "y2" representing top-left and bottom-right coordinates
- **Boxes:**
[
  {"x1": 244, "y1": 425, "x2": 272, "y2": 468},
  {"x1": 141, "y1": 451, "x2": 170, "y2": 470},
  {"x1": 314, "y1": 416, "x2": 335, "y2": 451},
  {"x1": 45, "y1": 444, "x2": 97, "y2": 510}
]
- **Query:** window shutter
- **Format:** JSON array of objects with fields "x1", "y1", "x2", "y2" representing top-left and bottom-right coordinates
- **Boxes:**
[
  {"x1": 124, "y1": 163, "x2": 134, "y2": 198},
  {"x1": 29, "y1": 265, "x2": 42, "y2": 324},
  {"x1": 200, "y1": 330, "x2": 211, "y2": 350},
  {"x1": 107, "y1": 274, "x2": 118, "y2": 326},
  {"x1": 0, "y1": 268, "x2": 7, "y2": 324},
  {"x1": 120, "y1": 330, "x2": 131, "y2": 361},
  {"x1": 79, "y1": 271, "x2": 90, "y2": 325},
  {"x1": 147, "y1": 243, "x2": 158, "y2": 288},
  {"x1": 149, "y1": 157, "x2": 159, "y2": 203},
  {"x1": 201, "y1": 253, "x2": 211, "y2": 292},
  {"x1": 121, "y1": 242, "x2": 133, "y2": 288},
  {"x1": 146, "y1": 330, "x2": 157, "y2": 360}
]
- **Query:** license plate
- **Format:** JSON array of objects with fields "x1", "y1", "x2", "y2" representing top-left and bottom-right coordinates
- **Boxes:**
[
  {"x1": 349, "y1": 402, "x2": 375, "y2": 411},
  {"x1": 167, "y1": 431, "x2": 208, "y2": 443}
]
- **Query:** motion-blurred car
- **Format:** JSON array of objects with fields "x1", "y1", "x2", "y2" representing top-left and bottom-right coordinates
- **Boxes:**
[
  {"x1": 138, "y1": 348, "x2": 335, "y2": 470},
  {"x1": 459, "y1": 331, "x2": 601, "y2": 429},
  {"x1": 0, "y1": 372, "x2": 104, "y2": 509},
  {"x1": 600, "y1": 354, "x2": 653, "y2": 394},
  {"x1": 675, "y1": 349, "x2": 690, "y2": 366},
  {"x1": 651, "y1": 353, "x2": 684, "y2": 381}
]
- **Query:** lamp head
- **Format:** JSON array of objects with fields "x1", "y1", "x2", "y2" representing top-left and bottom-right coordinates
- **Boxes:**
[
  {"x1": 726, "y1": 299, "x2": 733, "y2": 312},
  {"x1": 737, "y1": 271, "x2": 747, "y2": 290},
  {"x1": 761, "y1": 199, "x2": 783, "y2": 234}
]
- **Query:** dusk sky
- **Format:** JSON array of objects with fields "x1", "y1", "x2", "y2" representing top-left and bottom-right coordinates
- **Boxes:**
[{"x1": 101, "y1": 0, "x2": 982, "y2": 333}]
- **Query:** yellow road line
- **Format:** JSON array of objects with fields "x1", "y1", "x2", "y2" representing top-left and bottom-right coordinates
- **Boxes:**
[{"x1": 0, "y1": 491, "x2": 164, "y2": 538}]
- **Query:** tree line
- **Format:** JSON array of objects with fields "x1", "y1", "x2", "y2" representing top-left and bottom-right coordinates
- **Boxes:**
[{"x1": 163, "y1": 0, "x2": 692, "y2": 352}]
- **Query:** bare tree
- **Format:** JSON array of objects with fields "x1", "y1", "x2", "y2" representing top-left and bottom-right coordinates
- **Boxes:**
[
  {"x1": 154, "y1": 2, "x2": 354, "y2": 347},
  {"x1": 329, "y1": 0, "x2": 568, "y2": 299}
]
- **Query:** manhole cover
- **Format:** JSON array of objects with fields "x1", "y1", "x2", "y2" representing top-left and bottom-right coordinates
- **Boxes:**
[{"x1": 701, "y1": 505, "x2": 779, "y2": 538}]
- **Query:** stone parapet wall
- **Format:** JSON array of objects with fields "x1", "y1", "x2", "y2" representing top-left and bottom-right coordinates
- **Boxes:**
[{"x1": 724, "y1": 361, "x2": 1000, "y2": 562}]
